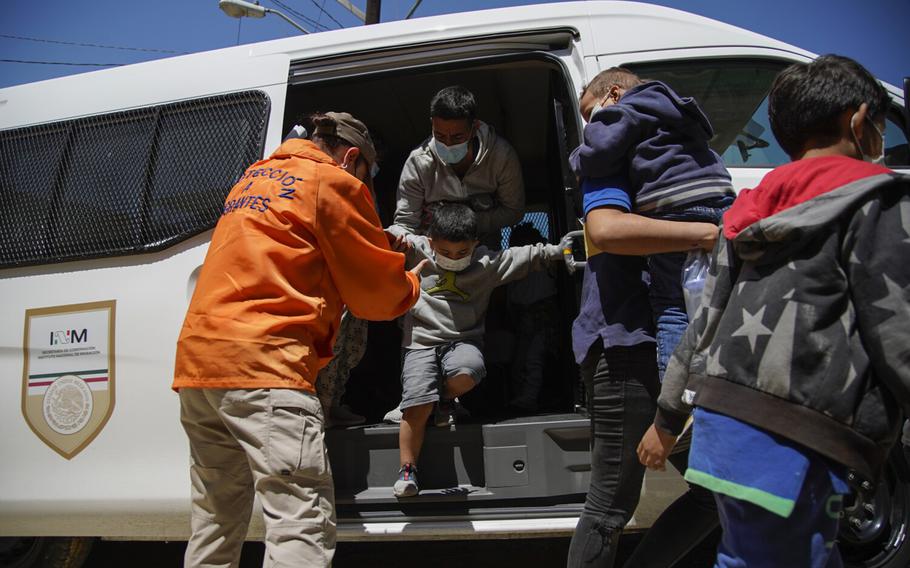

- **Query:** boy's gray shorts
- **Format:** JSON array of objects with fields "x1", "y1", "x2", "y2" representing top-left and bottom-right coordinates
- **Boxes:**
[{"x1": 400, "y1": 341, "x2": 486, "y2": 410}]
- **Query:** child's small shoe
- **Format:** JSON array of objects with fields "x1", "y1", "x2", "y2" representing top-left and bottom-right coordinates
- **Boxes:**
[
  {"x1": 393, "y1": 463, "x2": 419, "y2": 497},
  {"x1": 383, "y1": 405, "x2": 403, "y2": 424}
]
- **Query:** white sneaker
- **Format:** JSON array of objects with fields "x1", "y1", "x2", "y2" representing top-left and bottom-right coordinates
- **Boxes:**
[
  {"x1": 383, "y1": 405, "x2": 403, "y2": 424},
  {"x1": 329, "y1": 404, "x2": 365, "y2": 427}
]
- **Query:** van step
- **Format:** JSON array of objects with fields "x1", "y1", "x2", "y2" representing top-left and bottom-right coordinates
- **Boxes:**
[
  {"x1": 325, "y1": 413, "x2": 592, "y2": 504},
  {"x1": 336, "y1": 485, "x2": 493, "y2": 505}
]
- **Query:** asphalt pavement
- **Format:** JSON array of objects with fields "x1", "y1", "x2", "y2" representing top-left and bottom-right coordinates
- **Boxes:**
[{"x1": 82, "y1": 532, "x2": 720, "y2": 567}]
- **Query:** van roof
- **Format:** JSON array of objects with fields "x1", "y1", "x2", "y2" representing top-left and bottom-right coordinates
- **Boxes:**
[
  {"x1": 1, "y1": 1, "x2": 899, "y2": 129},
  {"x1": 1, "y1": 1, "x2": 811, "y2": 90},
  {"x1": 246, "y1": 0, "x2": 813, "y2": 65}
]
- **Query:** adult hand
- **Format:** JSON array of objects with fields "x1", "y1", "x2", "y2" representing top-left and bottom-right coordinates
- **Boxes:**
[
  {"x1": 696, "y1": 223, "x2": 719, "y2": 252},
  {"x1": 385, "y1": 230, "x2": 411, "y2": 252},
  {"x1": 637, "y1": 423, "x2": 678, "y2": 471},
  {"x1": 409, "y1": 259, "x2": 429, "y2": 279},
  {"x1": 558, "y1": 233, "x2": 575, "y2": 255}
]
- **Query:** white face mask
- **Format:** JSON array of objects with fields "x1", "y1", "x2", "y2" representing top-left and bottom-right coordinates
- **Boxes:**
[
  {"x1": 431, "y1": 137, "x2": 471, "y2": 165},
  {"x1": 851, "y1": 112, "x2": 886, "y2": 165},
  {"x1": 435, "y1": 251, "x2": 472, "y2": 272}
]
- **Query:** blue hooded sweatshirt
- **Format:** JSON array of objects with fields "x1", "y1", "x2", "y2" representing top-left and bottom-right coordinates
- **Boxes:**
[{"x1": 569, "y1": 81, "x2": 732, "y2": 216}]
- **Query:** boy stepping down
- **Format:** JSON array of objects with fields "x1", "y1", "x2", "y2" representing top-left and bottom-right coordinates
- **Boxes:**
[{"x1": 392, "y1": 203, "x2": 567, "y2": 498}]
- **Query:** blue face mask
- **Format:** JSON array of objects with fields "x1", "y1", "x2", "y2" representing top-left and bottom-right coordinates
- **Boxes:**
[{"x1": 431, "y1": 137, "x2": 471, "y2": 165}]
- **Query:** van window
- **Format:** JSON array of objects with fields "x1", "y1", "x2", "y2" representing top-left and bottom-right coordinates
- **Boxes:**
[
  {"x1": 627, "y1": 59, "x2": 910, "y2": 168},
  {"x1": 885, "y1": 112, "x2": 910, "y2": 167},
  {"x1": 0, "y1": 91, "x2": 270, "y2": 268},
  {"x1": 627, "y1": 59, "x2": 787, "y2": 167}
]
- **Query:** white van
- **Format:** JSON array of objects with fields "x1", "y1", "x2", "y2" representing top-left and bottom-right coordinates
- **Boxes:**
[{"x1": 1, "y1": 2, "x2": 908, "y2": 567}]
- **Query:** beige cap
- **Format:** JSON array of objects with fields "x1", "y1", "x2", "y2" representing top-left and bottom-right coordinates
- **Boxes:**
[{"x1": 312, "y1": 112, "x2": 377, "y2": 166}]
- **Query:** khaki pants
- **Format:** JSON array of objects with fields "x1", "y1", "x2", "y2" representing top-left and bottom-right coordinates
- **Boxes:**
[{"x1": 179, "y1": 388, "x2": 335, "y2": 568}]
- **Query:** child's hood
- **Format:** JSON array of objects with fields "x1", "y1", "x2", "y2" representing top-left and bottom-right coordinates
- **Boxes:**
[
  {"x1": 723, "y1": 155, "x2": 892, "y2": 262},
  {"x1": 619, "y1": 81, "x2": 715, "y2": 139}
]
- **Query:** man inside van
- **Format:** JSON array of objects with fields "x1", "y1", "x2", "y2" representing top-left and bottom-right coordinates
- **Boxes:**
[
  {"x1": 173, "y1": 112, "x2": 425, "y2": 568},
  {"x1": 389, "y1": 85, "x2": 525, "y2": 242}
]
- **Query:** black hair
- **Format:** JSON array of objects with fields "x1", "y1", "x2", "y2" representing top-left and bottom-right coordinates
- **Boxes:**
[
  {"x1": 581, "y1": 67, "x2": 644, "y2": 99},
  {"x1": 768, "y1": 54, "x2": 890, "y2": 158},
  {"x1": 428, "y1": 203, "x2": 477, "y2": 242},
  {"x1": 430, "y1": 86, "x2": 477, "y2": 121}
]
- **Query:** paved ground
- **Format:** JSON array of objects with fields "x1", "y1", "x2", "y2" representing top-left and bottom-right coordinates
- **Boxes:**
[{"x1": 83, "y1": 532, "x2": 720, "y2": 567}]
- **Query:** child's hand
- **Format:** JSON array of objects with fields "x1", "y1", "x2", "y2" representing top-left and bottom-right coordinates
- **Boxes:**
[{"x1": 637, "y1": 424, "x2": 678, "y2": 471}]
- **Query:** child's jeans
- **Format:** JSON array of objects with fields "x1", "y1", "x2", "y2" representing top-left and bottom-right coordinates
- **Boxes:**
[
  {"x1": 647, "y1": 201, "x2": 731, "y2": 379},
  {"x1": 712, "y1": 458, "x2": 844, "y2": 568}
]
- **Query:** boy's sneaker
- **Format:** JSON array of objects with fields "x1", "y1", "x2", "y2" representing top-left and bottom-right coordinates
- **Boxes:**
[
  {"x1": 383, "y1": 405, "x2": 403, "y2": 424},
  {"x1": 393, "y1": 463, "x2": 419, "y2": 497}
]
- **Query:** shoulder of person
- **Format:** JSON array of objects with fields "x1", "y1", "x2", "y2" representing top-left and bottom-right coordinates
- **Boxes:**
[
  {"x1": 472, "y1": 245, "x2": 501, "y2": 265},
  {"x1": 402, "y1": 139, "x2": 438, "y2": 175},
  {"x1": 405, "y1": 137, "x2": 435, "y2": 163},
  {"x1": 479, "y1": 123, "x2": 519, "y2": 161}
]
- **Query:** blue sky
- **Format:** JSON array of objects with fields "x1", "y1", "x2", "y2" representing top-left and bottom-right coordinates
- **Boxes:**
[{"x1": 0, "y1": 0, "x2": 907, "y2": 90}]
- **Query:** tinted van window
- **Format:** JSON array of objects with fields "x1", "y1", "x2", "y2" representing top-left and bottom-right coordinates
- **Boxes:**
[
  {"x1": 628, "y1": 59, "x2": 910, "y2": 168},
  {"x1": 0, "y1": 91, "x2": 270, "y2": 268},
  {"x1": 627, "y1": 59, "x2": 787, "y2": 167}
]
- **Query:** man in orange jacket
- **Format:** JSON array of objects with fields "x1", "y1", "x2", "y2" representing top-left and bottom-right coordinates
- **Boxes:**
[{"x1": 173, "y1": 112, "x2": 424, "y2": 568}]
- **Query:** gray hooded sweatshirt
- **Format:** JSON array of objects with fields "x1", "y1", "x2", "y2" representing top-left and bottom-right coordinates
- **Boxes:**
[
  {"x1": 390, "y1": 121, "x2": 525, "y2": 237},
  {"x1": 657, "y1": 163, "x2": 910, "y2": 481},
  {"x1": 402, "y1": 235, "x2": 561, "y2": 349}
]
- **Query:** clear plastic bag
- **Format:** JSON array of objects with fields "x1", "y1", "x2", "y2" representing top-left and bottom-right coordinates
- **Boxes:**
[{"x1": 682, "y1": 250, "x2": 709, "y2": 318}]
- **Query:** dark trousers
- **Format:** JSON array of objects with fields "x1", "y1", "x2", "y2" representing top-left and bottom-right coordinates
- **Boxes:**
[
  {"x1": 621, "y1": 433, "x2": 719, "y2": 568},
  {"x1": 567, "y1": 343, "x2": 659, "y2": 568}
]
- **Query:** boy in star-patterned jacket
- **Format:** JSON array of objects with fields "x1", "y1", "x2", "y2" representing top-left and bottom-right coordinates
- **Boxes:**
[{"x1": 637, "y1": 55, "x2": 910, "y2": 567}]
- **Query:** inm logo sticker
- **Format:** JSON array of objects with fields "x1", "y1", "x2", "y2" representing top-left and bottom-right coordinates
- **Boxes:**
[{"x1": 50, "y1": 328, "x2": 88, "y2": 345}]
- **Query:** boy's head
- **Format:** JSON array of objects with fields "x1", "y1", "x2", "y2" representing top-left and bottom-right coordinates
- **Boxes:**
[
  {"x1": 579, "y1": 67, "x2": 644, "y2": 122},
  {"x1": 428, "y1": 203, "x2": 479, "y2": 271},
  {"x1": 768, "y1": 54, "x2": 890, "y2": 162}
]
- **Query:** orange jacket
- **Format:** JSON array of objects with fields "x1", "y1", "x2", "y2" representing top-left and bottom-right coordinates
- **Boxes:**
[{"x1": 173, "y1": 139, "x2": 420, "y2": 392}]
